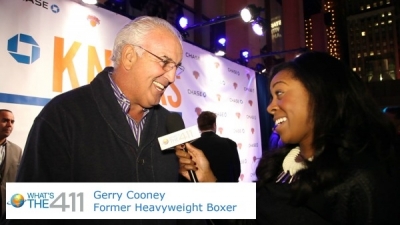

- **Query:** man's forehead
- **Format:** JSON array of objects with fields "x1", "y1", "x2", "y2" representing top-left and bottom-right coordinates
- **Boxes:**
[{"x1": 0, "y1": 111, "x2": 13, "y2": 118}]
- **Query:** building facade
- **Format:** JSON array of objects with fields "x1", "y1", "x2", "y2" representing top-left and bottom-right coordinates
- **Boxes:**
[{"x1": 346, "y1": 0, "x2": 400, "y2": 81}]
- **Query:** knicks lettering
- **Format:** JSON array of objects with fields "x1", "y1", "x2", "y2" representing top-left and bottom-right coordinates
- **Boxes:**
[
  {"x1": 240, "y1": 159, "x2": 247, "y2": 164},
  {"x1": 53, "y1": 37, "x2": 112, "y2": 92},
  {"x1": 160, "y1": 83, "x2": 182, "y2": 108}
]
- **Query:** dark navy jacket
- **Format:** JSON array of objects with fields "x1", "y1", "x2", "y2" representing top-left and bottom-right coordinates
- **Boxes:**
[{"x1": 5, "y1": 68, "x2": 190, "y2": 225}]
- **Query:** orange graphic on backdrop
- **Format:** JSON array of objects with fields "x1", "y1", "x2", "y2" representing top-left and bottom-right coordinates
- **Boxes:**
[
  {"x1": 214, "y1": 62, "x2": 220, "y2": 68},
  {"x1": 248, "y1": 100, "x2": 253, "y2": 106},
  {"x1": 237, "y1": 143, "x2": 242, "y2": 149},
  {"x1": 233, "y1": 82, "x2": 238, "y2": 89},
  {"x1": 217, "y1": 94, "x2": 221, "y2": 101},
  {"x1": 193, "y1": 71, "x2": 200, "y2": 79},
  {"x1": 218, "y1": 127, "x2": 223, "y2": 135},
  {"x1": 53, "y1": 37, "x2": 112, "y2": 92},
  {"x1": 236, "y1": 112, "x2": 241, "y2": 119},
  {"x1": 87, "y1": 15, "x2": 100, "y2": 27},
  {"x1": 195, "y1": 107, "x2": 202, "y2": 116}
]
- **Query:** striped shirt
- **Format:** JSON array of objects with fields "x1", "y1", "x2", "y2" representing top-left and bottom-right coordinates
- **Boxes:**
[{"x1": 108, "y1": 73, "x2": 149, "y2": 145}]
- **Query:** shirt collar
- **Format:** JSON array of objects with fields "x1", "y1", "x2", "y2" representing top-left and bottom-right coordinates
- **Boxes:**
[
  {"x1": 0, "y1": 140, "x2": 7, "y2": 146},
  {"x1": 108, "y1": 72, "x2": 150, "y2": 116},
  {"x1": 108, "y1": 72, "x2": 131, "y2": 114}
]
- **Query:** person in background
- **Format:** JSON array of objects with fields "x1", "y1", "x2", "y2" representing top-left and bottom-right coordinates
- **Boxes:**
[
  {"x1": 0, "y1": 109, "x2": 22, "y2": 218},
  {"x1": 383, "y1": 106, "x2": 400, "y2": 153},
  {"x1": 190, "y1": 111, "x2": 240, "y2": 182},
  {"x1": 176, "y1": 51, "x2": 400, "y2": 224},
  {"x1": 383, "y1": 106, "x2": 400, "y2": 134},
  {"x1": 3, "y1": 16, "x2": 206, "y2": 225}
]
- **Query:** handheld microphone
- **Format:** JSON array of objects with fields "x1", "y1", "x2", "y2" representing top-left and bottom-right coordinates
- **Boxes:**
[{"x1": 163, "y1": 112, "x2": 199, "y2": 183}]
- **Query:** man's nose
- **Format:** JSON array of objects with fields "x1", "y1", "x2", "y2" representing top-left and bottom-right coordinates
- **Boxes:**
[{"x1": 164, "y1": 69, "x2": 176, "y2": 84}]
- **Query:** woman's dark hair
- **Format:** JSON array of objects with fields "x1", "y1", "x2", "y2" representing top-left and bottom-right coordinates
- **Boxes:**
[{"x1": 256, "y1": 51, "x2": 397, "y2": 203}]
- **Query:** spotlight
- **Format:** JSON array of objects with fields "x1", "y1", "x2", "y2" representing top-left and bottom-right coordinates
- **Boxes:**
[
  {"x1": 241, "y1": 50, "x2": 249, "y2": 60},
  {"x1": 215, "y1": 50, "x2": 226, "y2": 57},
  {"x1": 252, "y1": 18, "x2": 266, "y2": 36},
  {"x1": 82, "y1": 0, "x2": 97, "y2": 4},
  {"x1": 240, "y1": 4, "x2": 263, "y2": 23},
  {"x1": 213, "y1": 37, "x2": 226, "y2": 56},
  {"x1": 239, "y1": 49, "x2": 249, "y2": 65},
  {"x1": 178, "y1": 17, "x2": 188, "y2": 29},
  {"x1": 218, "y1": 38, "x2": 226, "y2": 46},
  {"x1": 175, "y1": 11, "x2": 189, "y2": 40},
  {"x1": 255, "y1": 63, "x2": 267, "y2": 75}
]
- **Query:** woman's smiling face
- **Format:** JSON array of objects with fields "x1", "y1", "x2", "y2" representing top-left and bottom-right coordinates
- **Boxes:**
[{"x1": 267, "y1": 69, "x2": 314, "y2": 149}]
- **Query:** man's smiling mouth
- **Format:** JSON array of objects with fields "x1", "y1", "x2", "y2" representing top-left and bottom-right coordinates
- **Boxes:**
[{"x1": 153, "y1": 80, "x2": 166, "y2": 91}]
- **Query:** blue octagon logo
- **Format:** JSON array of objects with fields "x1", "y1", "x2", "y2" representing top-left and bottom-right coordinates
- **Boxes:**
[
  {"x1": 51, "y1": 4, "x2": 60, "y2": 13},
  {"x1": 8, "y1": 33, "x2": 40, "y2": 64}
]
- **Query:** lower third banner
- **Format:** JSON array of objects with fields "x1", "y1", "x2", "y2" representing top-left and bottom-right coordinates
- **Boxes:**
[{"x1": 6, "y1": 182, "x2": 255, "y2": 219}]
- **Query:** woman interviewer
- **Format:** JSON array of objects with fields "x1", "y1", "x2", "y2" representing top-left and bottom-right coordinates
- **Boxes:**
[{"x1": 176, "y1": 51, "x2": 400, "y2": 225}]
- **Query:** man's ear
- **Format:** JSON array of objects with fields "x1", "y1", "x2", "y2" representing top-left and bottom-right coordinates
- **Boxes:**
[{"x1": 122, "y1": 45, "x2": 136, "y2": 70}]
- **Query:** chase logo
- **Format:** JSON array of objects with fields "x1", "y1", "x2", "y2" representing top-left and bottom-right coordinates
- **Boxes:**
[
  {"x1": 50, "y1": 4, "x2": 60, "y2": 13},
  {"x1": 7, "y1": 33, "x2": 40, "y2": 64},
  {"x1": 23, "y1": 0, "x2": 60, "y2": 14},
  {"x1": 7, "y1": 194, "x2": 25, "y2": 208}
]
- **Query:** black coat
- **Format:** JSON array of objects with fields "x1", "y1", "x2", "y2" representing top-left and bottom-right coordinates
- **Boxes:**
[
  {"x1": 4, "y1": 67, "x2": 190, "y2": 225},
  {"x1": 191, "y1": 132, "x2": 240, "y2": 182}
]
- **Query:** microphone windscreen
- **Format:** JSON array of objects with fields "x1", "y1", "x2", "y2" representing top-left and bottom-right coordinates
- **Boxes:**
[{"x1": 166, "y1": 112, "x2": 185, "y2": 133}]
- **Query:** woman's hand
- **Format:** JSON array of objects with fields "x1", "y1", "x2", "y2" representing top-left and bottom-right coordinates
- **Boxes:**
[{"x1": 175, "y1": 143, "x2": 217, "y2": 182}]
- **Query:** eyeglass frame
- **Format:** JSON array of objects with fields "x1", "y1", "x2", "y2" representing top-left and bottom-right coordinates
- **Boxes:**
[{"x1": 132, "y1": 45, "x2": 185, "y2": 75}]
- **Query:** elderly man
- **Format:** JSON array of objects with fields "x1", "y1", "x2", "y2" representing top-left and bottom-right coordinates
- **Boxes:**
[{"x1": 5, "y1": 16, "x2": 196, "y2": 225}]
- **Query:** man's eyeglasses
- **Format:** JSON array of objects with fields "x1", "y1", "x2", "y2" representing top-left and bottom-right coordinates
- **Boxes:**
[{"x1": 133, "y1": 45, "x2": 185, "y2": 75}]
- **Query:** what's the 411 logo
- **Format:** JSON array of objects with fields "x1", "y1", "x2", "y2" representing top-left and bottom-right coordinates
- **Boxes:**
[{"x1": 12, "y1": 192, "x2": 84, "y2": 212}]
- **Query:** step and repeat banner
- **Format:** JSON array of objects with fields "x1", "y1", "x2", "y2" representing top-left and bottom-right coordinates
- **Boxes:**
[{"x1": 0, "y1": 0, "x2": 261, "y2": 182}]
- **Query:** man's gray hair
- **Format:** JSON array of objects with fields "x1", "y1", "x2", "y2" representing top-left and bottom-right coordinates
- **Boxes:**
[{"x1": 111, "y1": 16, "x2": 183, "y2": 68}]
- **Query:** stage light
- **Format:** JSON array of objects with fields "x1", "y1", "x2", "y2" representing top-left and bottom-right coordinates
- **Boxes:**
[
  {"x1": 240, "y1": 4, "x2": 262, "y2": 23},
  {"x1": 178, "y1": 17, "x2": 188, "y2": 29},
  {"x1": 239, "y1": 49, "x2": 249, "y2": 66},
  {"x1": 213, "y1": 37, "x2": 226, "y2": 56},
  {"x1": 82, "y1": 0, "x2": 97, "y2": 4},
  {"x1": 218, "y1": 38, "x2": 226, "y2": 46},
  {"x1": 255, "y1": 63, "x2": 267, "y2": 75},
  {"x1": 215, "y1": 50, "x2": 226, "y2": 56},
  {"x1": 241, "y1": 50, "x2": 249, "y2": 59},
  {"x1": 252, "y1": 18, "x2": 266, "y2": 36}
]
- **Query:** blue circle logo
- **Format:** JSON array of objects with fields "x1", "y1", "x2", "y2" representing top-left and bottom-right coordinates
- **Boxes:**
[
  {"x1": 51, "y1": 4, "x2": 60, "y2": 13},
  {"x1": 7, "y1": 33, "x2": 40, "y2": 64},
  {"x1": 8, "y1": 194, "x2": 25, "y2": 208}
]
